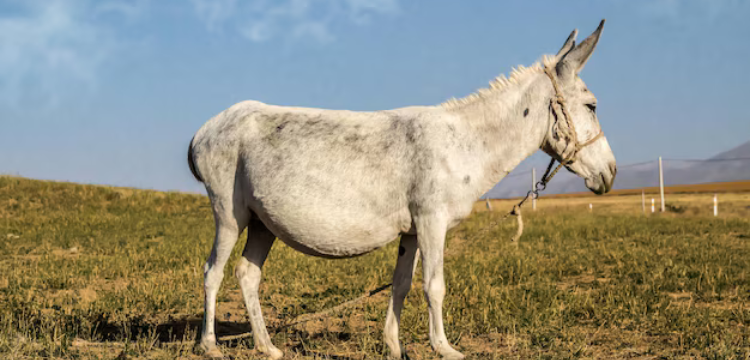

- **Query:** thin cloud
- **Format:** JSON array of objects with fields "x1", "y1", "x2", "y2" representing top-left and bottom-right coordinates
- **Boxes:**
[
  {"x1": 191, "y1": 0, "x2": 399, "y2": 43},
  {"x1": 190, "y1": 0, "x2": 237, "y2": 33},
  {"x1": 95, "y1": 0, "x2": 149, "y2": 20},
  {"x1": 0, "y1": 0, "x2": 143, "y2": 109}
]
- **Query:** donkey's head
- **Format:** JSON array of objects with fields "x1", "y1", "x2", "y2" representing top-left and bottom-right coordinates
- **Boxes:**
[{"x1": 541, "y1": 20, "x2": 616, "y2": 195}]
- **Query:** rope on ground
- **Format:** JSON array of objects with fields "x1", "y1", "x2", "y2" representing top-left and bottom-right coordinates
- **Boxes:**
[{"x1": 217, "y1": 283, "x2": 394, "y2": 342}]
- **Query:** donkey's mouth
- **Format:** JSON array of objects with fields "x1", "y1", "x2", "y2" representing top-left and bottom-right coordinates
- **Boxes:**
[{"x1": 585, "y1": 174, "x2": 612, "y2": 195}]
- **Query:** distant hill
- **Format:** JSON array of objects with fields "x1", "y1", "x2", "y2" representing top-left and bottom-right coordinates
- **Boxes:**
[
  {"x1": 667, "y1": 140, "x2": 750, "y2": 185},
  {"x1": 713, "y1": 140, "x2": 750, "y2": 160},
  {"x1": 485, "y1": 140, "x2": 750, "y2": 198}
]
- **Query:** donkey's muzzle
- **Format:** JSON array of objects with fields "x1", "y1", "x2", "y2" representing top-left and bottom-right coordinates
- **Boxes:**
[{"x1": 586, "y1": 161, "x2": 616, "y2": 195}]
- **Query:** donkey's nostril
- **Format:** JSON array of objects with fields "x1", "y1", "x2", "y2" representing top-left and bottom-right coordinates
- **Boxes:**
[{"x1": 609, "y1": 162, "x2": 617, "y2": 177}]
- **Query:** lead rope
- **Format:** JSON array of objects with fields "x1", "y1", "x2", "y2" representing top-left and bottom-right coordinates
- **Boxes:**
[
  {"x1": 505, "y1": 156, "x2": 562, "y2": 242},
  {"x1": 502, "y1": 67, "x2": 572, "y2": 243},
  {"x1": 505, "y1": 65, "x2": 603, "y2": 242}
]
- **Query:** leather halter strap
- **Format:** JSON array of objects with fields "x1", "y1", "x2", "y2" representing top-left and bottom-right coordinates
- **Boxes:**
[{"x1": 543, "y1": 65, "x2": 604, "y2": 165}]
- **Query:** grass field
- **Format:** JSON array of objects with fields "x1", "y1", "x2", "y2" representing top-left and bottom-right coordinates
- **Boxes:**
[{"x1": 1, "y1": 176, "x2": 749, "y2": 359}]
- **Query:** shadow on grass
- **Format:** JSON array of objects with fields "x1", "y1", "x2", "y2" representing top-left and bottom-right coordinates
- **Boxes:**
[
  {"x1": 282, "y1": 331, "x2": 361, "y2": 360},
  {"x1": 88, "y1": 314, "x2": 363, "y2": 359},
  {"x1": 88, "y1": 315, "x2": 248, "y2": 344}
]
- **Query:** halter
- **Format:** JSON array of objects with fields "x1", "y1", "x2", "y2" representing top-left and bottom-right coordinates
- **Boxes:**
[
  {"x1": 512, "y1": 66, "x2": 605, "y2": 212},
  {"x1": 543, "y1": 65, "x2": 604, "y2": 165}
]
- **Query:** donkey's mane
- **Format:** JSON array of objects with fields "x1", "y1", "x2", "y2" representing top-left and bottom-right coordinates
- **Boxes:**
[{"x1": 441, "y1": 55, "x2": 557, "y2": 109}]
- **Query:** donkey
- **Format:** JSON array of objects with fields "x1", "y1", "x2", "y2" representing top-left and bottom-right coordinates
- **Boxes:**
[{"x1": 188, "y1": 20, "x2": 615, "y2": 359}]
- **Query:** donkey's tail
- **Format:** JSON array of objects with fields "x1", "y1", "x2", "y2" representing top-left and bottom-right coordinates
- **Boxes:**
[{"x1": 187, "y1": 136, "x2": 203, "y2": 183}]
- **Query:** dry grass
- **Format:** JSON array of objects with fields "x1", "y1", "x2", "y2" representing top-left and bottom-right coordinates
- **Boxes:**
[
  {"x1": 1, "y1": 176, "x2": 749, "y2": 359},
  {"x1": 538, "y1": 180, "x2": 750, "y2": 199},
  {"x1": 480, "y1": 191, "x2": 750, "y2": 219}
]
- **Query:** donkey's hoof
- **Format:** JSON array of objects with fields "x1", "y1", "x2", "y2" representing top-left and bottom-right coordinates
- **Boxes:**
[
  {"x1": 260, "y1": 346, "x2": 283, "y2": 360},
  {"x1": 387, "y1": 351, "x2": 410, "y2": 360},
  {"x1": 439, "y1": 347, "x2": 465, "y2": 360},
  {"x1": 205, "y1": 348, "x2": 225, "y2": 359},
  {"x1": 196, "y1": 342, "x2": 224, "y2": 359},
  {"x1": 386, "y1": 344, "x2": 409, "y2": 360}
]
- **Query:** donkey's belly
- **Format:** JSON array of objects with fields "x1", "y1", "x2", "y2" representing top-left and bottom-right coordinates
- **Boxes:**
[
  {"x1": 277, "y1": 233, "x2": 398, "y2": 258},
  {"x1": 253, "y1": 207, "x2": 409, "y2": 258}
]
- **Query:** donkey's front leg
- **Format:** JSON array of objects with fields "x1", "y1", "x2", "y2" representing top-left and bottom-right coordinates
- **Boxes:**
[{"x1": 416, "y1": 215, "x2": 465, "y2": 360}]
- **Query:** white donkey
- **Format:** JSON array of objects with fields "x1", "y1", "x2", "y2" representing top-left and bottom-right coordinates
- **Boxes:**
[{"x1": 188, "y1": 20, "x2": 616, "y2": 359}]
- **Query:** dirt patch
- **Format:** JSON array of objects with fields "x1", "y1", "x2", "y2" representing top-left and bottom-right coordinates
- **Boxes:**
[
  {"x1": 78, "y1": 287, "x2": 99, "y2": 303},
  {"x1": 666, "y1": 291, "x2": 693, "y2": 301},
  {"x1": 47, "y1": 287, "x2": 99, "y2": 308},
  {"x1": 52, "y1": 246, "x2": 80, "y2": 258},
  {"x1": 693, "y1": 301, "x2": 750, "y2": 311},
  {"x1": 90, "y1": 277, "x2": 131, "y2": 292},
  {"x1": 10, "y1": 254, "x2": 41, "y2": 261},
  {"x1": 71, "y1": 338, "x2": 201, "y2": 360},
  {"x1": 459, "y1": 332, "x2": 526, "y2": 356},
  {"x1": 556, "y1": 274, "x2": 610, "y2": 291}
]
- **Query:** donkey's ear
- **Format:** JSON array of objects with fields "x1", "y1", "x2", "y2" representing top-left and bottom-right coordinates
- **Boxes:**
[
  {"x1": 555, "y1": 29, "x2": 578, "y2": 60},
  {"x1": 557, "y1": 19, "x2": 605, "y2": 80}
]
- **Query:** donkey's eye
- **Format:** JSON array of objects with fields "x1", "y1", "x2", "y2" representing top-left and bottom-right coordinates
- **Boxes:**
[{"x1": 585, "y1": 103, "x2": 597, "y2": 113}]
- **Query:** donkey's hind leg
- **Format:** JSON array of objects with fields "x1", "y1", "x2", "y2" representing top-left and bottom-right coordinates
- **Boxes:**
[
  {"x1": 384, "y1": 234, "x2": 419, "y2": 359},
  {"x1": 199, "y1": 195, "x2": 250, "y2": 358},
  {"x1": 234, "y1": 217, "x2": 282, "y2": 359}
]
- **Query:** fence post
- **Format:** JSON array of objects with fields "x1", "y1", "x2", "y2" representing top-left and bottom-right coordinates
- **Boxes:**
[
  {"x1": 532, "y1": 168, "x2": 537, "y2": 211},
  {"x1": 659, "y1": 156, "x2": 666, "y2": 212},
  {"x1": 641, "y1": 190, "x2": 646, "y2": 215},
  {"x1": 486, "y1": 198, "x2": 492, "y2": 211},
  {"x1": 713, "y1": 194, "x2": 718, "y2": 217}
]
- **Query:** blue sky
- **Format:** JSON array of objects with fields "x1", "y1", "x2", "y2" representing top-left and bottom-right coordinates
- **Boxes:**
[{"x1": 1, "y1": 0, "x2": 749, "y2": 193}]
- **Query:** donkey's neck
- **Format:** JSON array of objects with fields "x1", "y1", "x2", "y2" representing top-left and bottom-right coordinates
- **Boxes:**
[{"x1": 445, "y1": 71, "x2": 552, "y2": 197}]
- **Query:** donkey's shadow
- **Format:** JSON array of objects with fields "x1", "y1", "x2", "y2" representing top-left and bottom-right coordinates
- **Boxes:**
[
  {"x1": 89, "y1": 315, "x2": 361, "y2": 359},
  {"x1": 90, "y1": 315, "x2": 246, "y2": 344}
]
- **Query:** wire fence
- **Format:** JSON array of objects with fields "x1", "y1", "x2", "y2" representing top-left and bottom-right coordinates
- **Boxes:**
[{"x1": 485, "y1": 157, "x2": 750, "y2": 199}]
